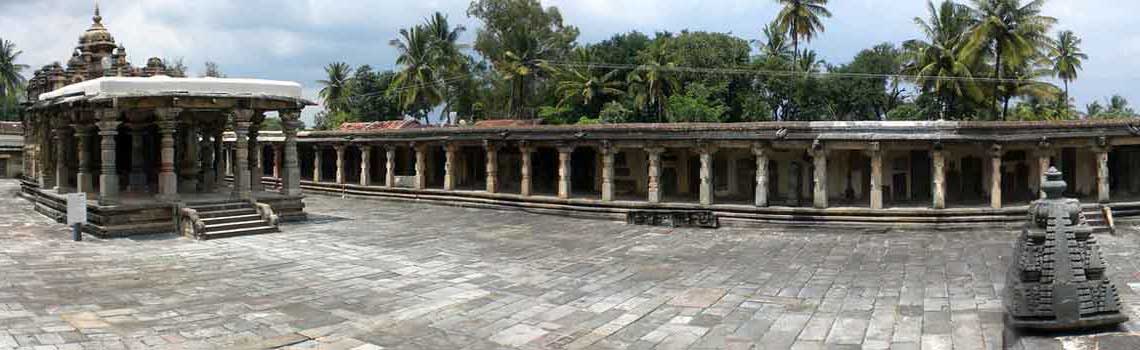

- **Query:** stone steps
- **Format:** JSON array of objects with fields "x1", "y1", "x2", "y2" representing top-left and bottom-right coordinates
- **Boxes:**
[
  {"x1": 187, "y1": 201, "x2": 278, "y2": 240},
  {"x1": 1083, "y1": 207, "x2": 1113, "y2": 235}
]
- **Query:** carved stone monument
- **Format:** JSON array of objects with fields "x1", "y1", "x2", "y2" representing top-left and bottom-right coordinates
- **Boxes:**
[{"x1": 1005, "y1": 167, "x2": 1128, "y2": 330}]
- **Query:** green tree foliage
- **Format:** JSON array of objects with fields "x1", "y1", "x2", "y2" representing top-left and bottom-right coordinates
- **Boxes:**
[
  {"x1": 773, "y1": 0, "x2": 832, "y2": 61},
  {"x1": 1049, "y1": 30, "x2": 1087, "y2": 111},
  {"x1": 318, "y1": 62, "x2": 353, "y2": 114},
  {"x1": 0, "y1": 38, "x2": 27, "y2": 122},
  {"x1": 667, "y1": 83, "x2": 730, "y2": 123},
  {"x1": 468, "y1": 0, "x2": 579, "y2": 118},
  {"x1": 389, "y1": 25, "x2": 445, "y2": 120},
  {"x1": 346, "y1": 65, "x2": 401, "y2": 122},
  {"x1": 964, "y1": 0, "x2": 1057, "y2": 119},
  {"x1": 904, "y1": 0, "x2": 984, "y2": 119},
  {"x1": 1087, "y1": 95, "x2": 1136, "y2": 119}
]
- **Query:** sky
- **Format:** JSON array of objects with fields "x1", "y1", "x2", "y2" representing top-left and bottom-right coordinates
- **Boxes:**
[{"x1": 1, "y1": 0, "x2": 1137, "y2": 125}]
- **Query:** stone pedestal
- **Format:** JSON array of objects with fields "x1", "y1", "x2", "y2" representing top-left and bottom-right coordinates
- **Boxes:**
[
  {"x1": 647, "y1": 148, "x2": 663, "y2": 204},
  {"x1": 753, "y1": 145, "x2": 769, "y2": 207}
]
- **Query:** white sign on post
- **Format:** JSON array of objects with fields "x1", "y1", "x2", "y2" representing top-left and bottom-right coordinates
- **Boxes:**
[{"x1": 66, "y1": 193, "x2": 87, "y2": 226}]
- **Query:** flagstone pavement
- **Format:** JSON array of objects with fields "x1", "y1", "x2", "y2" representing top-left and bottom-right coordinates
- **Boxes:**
[{"x1": 2, "y1": 179, "x2": 1140, "y2": 350}]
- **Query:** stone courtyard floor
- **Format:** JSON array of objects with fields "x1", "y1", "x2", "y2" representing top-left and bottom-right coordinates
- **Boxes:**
[{"x1": 2, "y1": 179, "x2": 1140, "y2": 350}]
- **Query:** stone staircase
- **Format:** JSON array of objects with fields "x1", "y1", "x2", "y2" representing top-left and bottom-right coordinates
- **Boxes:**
[
  {"x1": 1083, "y1": 205, "x2": 1115, "y2": 235},
  {"x1": 183, "y1": 201, "x2": 279, "y2": 240}
]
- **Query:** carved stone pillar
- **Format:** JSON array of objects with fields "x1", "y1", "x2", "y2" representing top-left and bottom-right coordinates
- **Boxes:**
[
  {"x1": 230, "y1": 109, "x2": 253, "y2": 200},
  {"x1": 990, "y1": 145, "x2": 1003, "y2": 209},
  {"x1": 698, "y1": 145, "x2": 714, "y2": 206},
  {"x1": 1096, "y1": 146, "x2": 1111, "y2": 203},
  {"x1": 385, "y1": 145, "x2": 396, "y2": 187},
  {"x1": 126, "y1": 124, "x2": 147, "y2": 192},
  {"x1": 520, "y1": 144, "x2": 533, "y2": 196},
  {"x1": 312, "y1": 145, "x2": 323, "y2": 182},
  {"x1": 485, "y1": 142, "x2": 499, "y2": 193},
  {"x1": 869, "y1": 143, "x2": 884, "y2": 210},
  {"x1": 753, "y1": 144, "x2": 769, "y2": 207},
  {"x1": 179, "y1": 121, "x2": 201, "y2": 193},
  {"x1": 96, "y1": 110, "x2": 121, "y2": 205},
  {"x1": 444, "y1": 144, "x2": 457, "y2": 191},
  {"x1": 601, "y1": 144, "x2": 616, "y2": 202},
  {"x1": 201, "y1": 132, "x2": 216, "y2": 192},
  {"x1": 932, "y1": 148, "x2": 946, "y2": 209},
  {"x1": 54, "y1": 126, "x2": 73, "y2": 193},
  {"x1": 557, "y1": 145, "x2": 573, "y2": 199},
  {"x1": 360, "y1": 145, "x2": 372, "y2": 186},
  {"x1": 224, "y1": 144, "x2": 233, "y2": 177},
  {"x1": 74, "y1": 125, "x2": 95, "y2": 194},
  {"x1": 414, "y1": 144, "x2": 427, "y2": 190},
  {"x1": 810, "y1": 143, "x2": 828, "y2": 209},
  {"x1": 281, "y1": 111, "x2": 303, "y2": 196},
  {"x1": 335, "y1": 144, "x2": 346, "y2": 184},
  {"x1": 213, "y1": 128, "x2": 224, "y2": 190},
  {"x1": 248, "y1": 120, "x2": 263, "y2": 192},
  {"x1": 647, "y1": 147, "x2": 664, "y2": 203},
  {"x1": 154, "y1": 108, "x2": 180, "y2": 200},
  {"x1": 272, "y1": 145, "x2": 283, "y2": 179}
]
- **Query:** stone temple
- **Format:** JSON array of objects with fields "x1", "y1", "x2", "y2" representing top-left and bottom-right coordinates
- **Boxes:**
[{"x1": 19, "y1": 6, "x2": 313, "y2": 238}]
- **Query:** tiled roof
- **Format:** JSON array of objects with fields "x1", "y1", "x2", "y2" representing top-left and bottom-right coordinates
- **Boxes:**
[{"x1": 339, "y1": 120, "x2": 424, "y2": 131}]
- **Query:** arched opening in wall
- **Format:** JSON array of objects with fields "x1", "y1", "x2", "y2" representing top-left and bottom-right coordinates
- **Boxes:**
[
  {"x1": 660, "y1": 147, "x2": 698, "y2": 203},
  {"x1": 570, "y1": 147, "x2": 599, "y2": 198},
  {"x1": 298, "y1": 144, "x2": 314, "y2": 180},
  {"x1": 948, "y1": 154, "x2": 985, "y2": 206},
  {"x1": 712, "y1": 148, "x2": 753, "y2": 205},
  {"x1": 425, "y1": 146, "x2": 445, "y2": 189},
  {"x1": 497, "y1": 145, "x2": 522, "y2": 194},
  {"x1": 1110, "y1": 146, "x2": 1140, "y2": 200},
  {"x1": 344, "y1": 146, "x2": 362, "y2": 185},
  {"x1": 615, "y1": 149, "x2": 647, "y2": 201},
  {"x1": 319, "y1": 147, "x2": 338, "y2": 183},
  {"x1": 828, "y1": 150, "x2": 872, "y2": 208},
  {"x1": 456, "y1": 145, "x2": 486, "y2": 191},
  {"x1": 531, "y1": 147, "x2": 558, "y2": 196}
]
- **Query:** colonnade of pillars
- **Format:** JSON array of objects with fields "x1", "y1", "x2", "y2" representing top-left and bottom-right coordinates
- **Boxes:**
[{"x1": 239, "y1": 140, "x2": 1118, "y2": 210}]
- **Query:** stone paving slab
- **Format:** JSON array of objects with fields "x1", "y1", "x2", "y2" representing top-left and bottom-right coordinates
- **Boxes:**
[{"x1": 2, "y1": 180, "x2": 1140, "y2": 349}]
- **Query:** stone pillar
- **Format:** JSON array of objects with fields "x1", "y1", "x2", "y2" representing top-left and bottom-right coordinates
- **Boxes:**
[
  {"x1": 230, "y1": 109, "x2": 253, "y2": 200},
  {"x1": 698, "y1": 145, "x2": 714, "y2": 206},
  {"x1": 313, "y1": 145, "x2": 323, "y2": 182},
  {"x1": 272, "y1": 145, "x2": 283, "y2": 179},
  {"x1": 520, "y1": 144, "x2": 533, "y2": 196},
  {"x1": 335, "y1": 144, "x2": 346, "y2": 184},
  {"x1": 281, "y1": 111, "x2": 303, "y2": 196},
  {"x1": 155, "y1": 108, "x2": 180, "y2": 200},
  {"x1": 485, "y1": 142, "x2": 499, "y2": 193},
  {"x1": 557, "y1": 145, "x2": 573, "y2": 199},
  {"x1": 385, "y1": 145, "x2": 396, "y2": 187},
  {"x1": 414, "y1": 144, "x2": 427, "y2": 190},
  {"x1": 213, "y1": 128, "x2": 224, "y2": 190},
  {"x1": 601, "y1": 144, "x2": 616, "y2": 202},
  {"x1": 95, "y1": 110, "x2": 121, "y2": 205},
  {"x1": 201, "y1": 132, "x2": 216, "y2": 192},
  {"x1": 647, "y1": 147, "x2": 664, "y2": 203},
  {"x1": 126, "y1": 124, "x2": 147, "y2": 192},
  {"x1": 444, "y1": 144, "x2": 457, "y2": 191},
  {"x1": 990, "y1": 145, "x2": 1003, "y2": 209},
  {"x1": 1096, "y1": 146, "x2": 1110, "y2": 203},
  {"x1": 932, "y1": 148, "x2": 946, "y2": 209},
  {"x1": 360, "y1": 145, "x2": 372, "y2": 186},
  {"x1": 810, "y1": 145, "x2": 828, "y2": 209},
  {"x1": 54, "y1": 127, "x2": 72, "y2": 193},
  {"x1": 74, "y1": 125, "x2": 95, "y2": 194},
  {"x1": 753, "y1": 144, "x2": 769, "y2": 207},
  {"x1": 248, "y1": 122, "x2": 263, "y2": 192},
  {"x1": 869, "y1": 143, "x2": 884, "y2": 210},
  {"x1": 224, "y1": 145, "x2": 233, "y2": 177},
  {"x1": 179, "y1": 122, "x2": 200, "y2": 193}
]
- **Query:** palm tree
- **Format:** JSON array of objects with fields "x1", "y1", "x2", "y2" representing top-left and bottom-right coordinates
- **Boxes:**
[
  {"x1": 904, "y1": 0, "x2": 983, "y2": 119},
  {"x1": 965, "y1": 0, "x2": 1057, "y2": 120},
  {"x1": 390, "y1": 26, "x2": 444, "y2": 120},
  {"x1": 318, "y1": 62, "x2": 353, "y2": 114},
  {"x1": 551, "y1": 50, "x2": 624, "y2": 108},
  {"x1": 0, "y1": 38, "x2": 29, "y2": 98},
  {"x1": 772, "y1": 0, "x2": 832, "y2": 64},
  {"x1": 627, "y1": 40, "x2": 680, "y2": 121},
  {"x1": 1048, "y1": 30, "x2": 1087, "y2": 110},
  {"x1": 422, "y1": 12, "x2": 469, "y2": 122},
  {"x1": 796, "y1": 50, "x2": 823, "y2": 73},
  {"x1": 753, "y1": 22, "x2": 793, "y2": 59}
]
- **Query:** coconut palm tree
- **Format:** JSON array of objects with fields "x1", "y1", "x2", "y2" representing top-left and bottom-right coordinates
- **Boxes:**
[
  {"x1": 421, "y1": 12, "x2": 469, "y2": 122},
  {"x1": 551, "y1": 50, "x2": 624, "y2": 108},
  {"x1": 390, "y1": 26, "x2": 444, "y2": 120},
  {"x1": 1048, "y1": 30, "x2": 1087, "y2": 110},
  {"x1": 0, "y1": 38, "x2": 28, "y2": 98},
  {"x1": 753, "y1": 22, "x2": 793, "y2": 60},
  {"x1": 904, "y1": 0, "x2": 983, "y2": 119},
  {"x1": 772, "y1": 0, "x2": 832, "y2": 64},
  {"x1": 965, "y1": 0, "x2": 1056, "y2": 120},
  {"x1": 318, "y1": 62, "x2": 353, "y2": 114},
  {"x1": 627, "y1": 40, "x2": 680, "y2": 121}
]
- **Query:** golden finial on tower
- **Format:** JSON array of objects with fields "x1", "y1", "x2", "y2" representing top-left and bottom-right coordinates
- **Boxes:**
[{"x1": 93, "y1": 1, "x2": 102, "y2": 24}]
